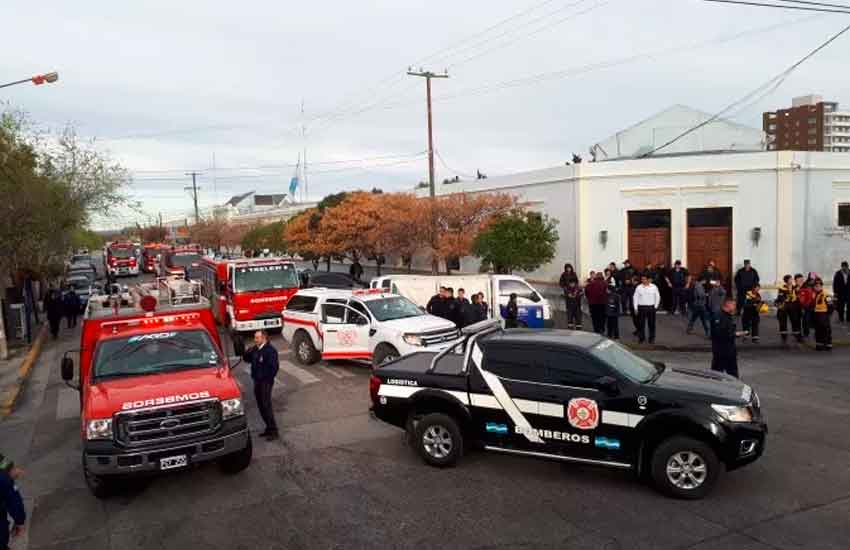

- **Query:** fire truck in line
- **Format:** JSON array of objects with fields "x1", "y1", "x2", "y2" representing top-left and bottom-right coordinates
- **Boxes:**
[
  {"x1": 142, "y1": 243, "x2": 169, "y2": 274},
  {"x1": 160, "y1": 245, "x2": 203, "y2": 279},
  {"x1": 105, "y1": 242, "x2": 140, "y2": 277},
  {"x1": 61, "y1": 277, "x2": 252, "y2": 498},
  {"x1": 197, "y1": 257, "x2": 300, "y2": 343}
]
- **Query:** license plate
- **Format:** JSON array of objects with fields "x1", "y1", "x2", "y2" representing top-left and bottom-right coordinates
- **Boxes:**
[
  {"x1": 159, "y1": 455, "x2": 188, "y2": 470},
  {"x1": 264, "y1": 319, "x2": 279, "y2": 327}
]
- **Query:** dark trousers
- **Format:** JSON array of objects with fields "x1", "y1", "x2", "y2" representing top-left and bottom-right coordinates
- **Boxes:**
[
  {"x1": 736, "y1": 291, "x2": 746, "y2": 315},
  {"x1": 566, "y1": 303, "x2": 582, "y2": 329},
  {"x1": 2, "y1": 518, "x2": 8, "y2": 550},
  {"x1": 787, "y1": 303, "x2": 802, "y2": 339},
  {"x1": 802, "y1": 309, "x2": 813, "y2": 338},
  {"x1": 711, "y1": 354, "x2": 739, "y2": 378},
  {"x1": 253, "y1": 379, "x2": 278, "y2": 433},
  {"x1": 742, "y1": 307, "x2": 760, "y2": 340},
  {"x1": 777, "y1": 308, "x2": 789, "y2": 341},
  {"x1": 66, "y1": 313, "x2": 77, "y2": 328},
  {"x1": 672, "y1": 287, "x2": 688, "y2": 315},
  {"x1": 590, "y1": 304, "x2": 606, "y2": 334},
  {"x1": 687, "y1": 305, "x2": 710, "y2": 336},
  {"x1": 606, "y1": 316, "x2": 619, "y2": 339},
  {"x1": 48, "y1": 318, "x2": 61, "y2": 338},
  {"x1": 637, "y1": 305, "x2": 656, "y2": 343},
  {"x1": 620, "y1": 289, "x2": 634, "y2": 316},
  {"x1": 837, "y1": 297, "x2": 849, "y2": 323},
  {"x1": 814, "y1": 312, "x2": 832, "y2": 349}
]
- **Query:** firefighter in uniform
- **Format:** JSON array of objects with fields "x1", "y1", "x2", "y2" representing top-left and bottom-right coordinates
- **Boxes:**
[
  {"x1": 741, "y1": 284, "x2": 762, "y2": 343},
  {"x1": 812, "y1": 279, "x2": 833, "y2": 351},
  {"x1": 787, "y1": 274, "x2": 805, "y2": 342},
  {"x1": 711, "y1": 298, "x2": 743, "y2": 378},
  {"x1": 775, "y1": 275, "x2": 795, "y2": 345}
]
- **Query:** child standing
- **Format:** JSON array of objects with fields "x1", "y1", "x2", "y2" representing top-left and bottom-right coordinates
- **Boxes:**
[
  {"x1": 812, "y1": 279, "x2": 833, "y2": 351},
  {"x1": 564, "y1": 280, "x2": 583, "y2": 330},
  {"x1": 605, "y1": 288, "x2": 620, "y2": 339},
  {"x1": 742, "y1": 284, "x2": 762, "y2": 343}
]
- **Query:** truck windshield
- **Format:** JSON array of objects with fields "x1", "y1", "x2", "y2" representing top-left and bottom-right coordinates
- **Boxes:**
[
  {"x1": 364, "y1": 296, "x2": 424, "y2": 322},
  {"x1": 235, "y1": 264, "x2": 299, "y2": 292},
  {"x1": 110, "y1": 248, "x2": 132, "y2": 259},
  {"x1": 170, "y1": 253, "x2": 201, "y2": 267},
  {"x1": 67, "y1": 279, "x2": 90, "y2": 291},
  {"x1": 93, "y1": 330, "x2": 219, "y2": 381},
  {"x1": 72, "y1": 255, "x2": 92, "y2": 263},
  {"x1": 589, "y1": 339, "x2": 656, "y2": 383}
]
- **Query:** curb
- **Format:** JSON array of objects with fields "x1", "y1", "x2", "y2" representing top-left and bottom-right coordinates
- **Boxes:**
[{"x1": 0, "y1": 325, "x2": 49, "y2": 419}]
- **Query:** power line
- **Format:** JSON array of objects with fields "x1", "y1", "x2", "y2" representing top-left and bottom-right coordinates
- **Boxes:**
[
  {"x1": 704, "y1": 0, "x2": 850, "y2": 14},
  {"x1": 640, "y1": 22, "x2": 850, "y2": 158},
  {"x1": 773, "y1": 0, "x2": 850, "y2": 8},
  {"x1": 435, "y1": 150, "x2": 476, "y2": 179}
]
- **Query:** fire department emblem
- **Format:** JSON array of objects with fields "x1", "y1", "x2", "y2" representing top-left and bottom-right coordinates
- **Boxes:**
[
  {"x1": 337, "y1": 329, "x2": 357, "y2": 347},
  {"x1": 567, "y1": 398, "x2": 599, "y2": 430}
]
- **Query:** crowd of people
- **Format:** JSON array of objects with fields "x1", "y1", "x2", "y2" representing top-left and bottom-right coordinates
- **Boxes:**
[
  {"x1": 558, "y1": 258, "x2": 850, "y2": 354},
  {"x1": 426, "y1": 286, "x2": 494, "y2": 328},
  {"x1": 42, "y1": 285, "x2": 82, "y2": 339}
]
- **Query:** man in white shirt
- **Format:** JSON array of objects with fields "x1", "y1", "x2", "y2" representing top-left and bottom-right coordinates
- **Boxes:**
[{"x1": 634, "y1": 274, "x2": 661, "y2": 344}]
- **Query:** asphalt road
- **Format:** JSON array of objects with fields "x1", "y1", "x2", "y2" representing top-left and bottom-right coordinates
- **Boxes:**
[{"x1": 2, "y1": 272, "x2": 850, "y2": 550}]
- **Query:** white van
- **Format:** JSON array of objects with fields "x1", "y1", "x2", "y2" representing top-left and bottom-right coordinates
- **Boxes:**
[{"x1": 369, "y1": 274, "x2": 552, "y2": 328}]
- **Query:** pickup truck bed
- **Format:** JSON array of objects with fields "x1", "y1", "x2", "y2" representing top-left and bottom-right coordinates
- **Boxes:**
[{"x1": 382, "y1": 351, "x2": 466, "y2": 376}]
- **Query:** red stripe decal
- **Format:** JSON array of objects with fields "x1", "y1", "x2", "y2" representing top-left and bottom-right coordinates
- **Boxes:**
[
  {"x1": 283, "y1": 317, "x2": 317, "y2": 327},
  {"x1": 322, "y1": 351, "x2": 373, "y2": 359}
]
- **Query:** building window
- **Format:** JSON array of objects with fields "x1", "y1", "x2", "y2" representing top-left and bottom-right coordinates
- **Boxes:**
[{"x1": 839, "y1": 204, "x2": 850, "y2": 227}]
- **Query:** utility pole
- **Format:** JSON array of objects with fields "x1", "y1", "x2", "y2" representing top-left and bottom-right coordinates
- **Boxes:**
[
  {"x1": 407, "y1": 68, "x2": 449, "y2": 198},
  {"x1": 408, "y1": 68, "x2": 449, "y2": 273},
  {"x1": 184, "y1": 172, "x2": 201, "y2": 224}
]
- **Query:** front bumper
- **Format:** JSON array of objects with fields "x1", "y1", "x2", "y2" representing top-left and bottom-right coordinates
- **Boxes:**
[
  {"x1": 721, "y1": 421, "x2": 768, "y2": 471},
  {"x1": 109, "y1": 265, "x2": 139, "y2": 276},
  {"x1": 233, "y1": 317, "x2": 282, "y2": 332},
  {"x1": 83, "y1": 426, "x2": 250, "y2": 476}
]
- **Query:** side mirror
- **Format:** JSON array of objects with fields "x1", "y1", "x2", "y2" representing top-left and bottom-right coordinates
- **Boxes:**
[
  {"x1": 529, "y1": 291, "x2": 541, "y2": 303},
  {"x1": 232, "y1": 335, "x2": 245, "y2": 357},
  {"x1": 595, "y1": 375, "x2": 620, "y2": 396},
  {"x1": 61, "y1": 357, "x2": 74, "y2": 382}
]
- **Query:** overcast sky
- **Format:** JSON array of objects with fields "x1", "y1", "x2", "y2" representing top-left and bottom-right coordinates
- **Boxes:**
[{"x1": 3, "y1": 0, "x2": 849, "y2": 229}]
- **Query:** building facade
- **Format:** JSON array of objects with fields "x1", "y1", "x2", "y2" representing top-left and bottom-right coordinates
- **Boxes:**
[
  {"x1": 764, "y1": 95, "x2": 850, "y2": 153},
  {"x1": 419, "y1": 151, "x2": 850, "y2": 293}
]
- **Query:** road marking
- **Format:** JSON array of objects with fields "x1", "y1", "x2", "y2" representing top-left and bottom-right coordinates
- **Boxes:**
[
  {"x1": 278, "y1": 360, "x2": 320, "y2": 385},
  {"x1": 320, "y1": 365, "x2": 356, "y2": 379},
  {"x1": 56, "y1": 388, "x2": 80, "y2": 420}
]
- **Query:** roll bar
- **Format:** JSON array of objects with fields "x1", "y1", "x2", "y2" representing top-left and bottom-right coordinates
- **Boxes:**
[{"x1": 427, "y1": 319, "x2": 502, "y2": 374}]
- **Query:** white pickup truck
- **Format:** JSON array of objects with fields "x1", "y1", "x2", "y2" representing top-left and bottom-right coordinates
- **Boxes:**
[{"x1": 281, "y1": 288, "x2": 460, "y2": 367}]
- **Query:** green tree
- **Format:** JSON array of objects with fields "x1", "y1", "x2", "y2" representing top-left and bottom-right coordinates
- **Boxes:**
[
  {"x1": 241, "y1": 221, "x2": 287, "y2": 254},
  {"x1": 472, "y1": 210, "x2": 559, "y2": 274}
]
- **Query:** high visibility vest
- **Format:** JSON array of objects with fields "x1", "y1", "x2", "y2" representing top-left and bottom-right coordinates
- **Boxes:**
[{"x1": 814, "y1": 291, "x2": 830, "y2": 313}]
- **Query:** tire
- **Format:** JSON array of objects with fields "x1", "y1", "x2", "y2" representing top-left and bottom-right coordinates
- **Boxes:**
[
  {"x1": 650, "y1": 436, "x2": 721, "y2": 499},
  {"x1": 83, "y1": 454, "x2": 116, "y2": 499},
  {"x1": 292, "y1": 331, "x2": 319, "y2": 365},
  {"x1": 414, "y1": 413, "x2": 463, "y2": 468},
  {"x1": 372, "y1": 344, "x2": 400, "y2": 368},
  {"x1": 220, "y1": 437, "x2": 253, "y2": 474}
]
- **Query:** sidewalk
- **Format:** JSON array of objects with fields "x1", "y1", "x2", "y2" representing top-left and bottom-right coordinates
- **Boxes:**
[
  {"x1": 299, "y1": 260, "x2": 850, "y2": 351},
  {"x1": 1, "y1": 323, "x2": 48, "y2": 418}
]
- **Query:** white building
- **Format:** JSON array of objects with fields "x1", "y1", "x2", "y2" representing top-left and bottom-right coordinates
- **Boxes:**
[{"x1": 427, "y1": 150, "x2": 850, "y2": 292}]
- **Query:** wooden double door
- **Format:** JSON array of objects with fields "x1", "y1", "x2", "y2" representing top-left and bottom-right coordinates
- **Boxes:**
[{"x1": 686, "y1": 208, "x2": 732, "y2": 285}]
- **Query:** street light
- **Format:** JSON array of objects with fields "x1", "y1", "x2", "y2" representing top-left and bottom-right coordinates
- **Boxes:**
[{"x1": 0, "y1": 71, "x2": 59, "y2": 90}]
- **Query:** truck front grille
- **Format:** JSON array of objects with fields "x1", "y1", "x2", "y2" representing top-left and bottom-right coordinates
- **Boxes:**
[
  {"x1": 115, "y1": 399, "x2": 221, "y2": 447},
  {"x1": 421, "y1": 328, "x2": 460, "y2": 347}
]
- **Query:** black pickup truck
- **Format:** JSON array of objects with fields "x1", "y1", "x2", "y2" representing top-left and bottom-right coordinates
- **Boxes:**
[{"x1": 369, "y1": 320, "x2": 767, "y2": 499}]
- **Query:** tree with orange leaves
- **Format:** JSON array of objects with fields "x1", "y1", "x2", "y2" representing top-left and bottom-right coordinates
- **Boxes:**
[
  {"x1": 284, "y1": 208, "x2": 323, "y2": 261},
  {"x1": 431, "y1": 192, "x2": 514, "y2": 273},
  {"x1": 371, "y1": 193, "x2": 431, "y2": 273}
]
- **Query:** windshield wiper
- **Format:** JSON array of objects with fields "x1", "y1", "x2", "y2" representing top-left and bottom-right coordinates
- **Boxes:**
[
  {"x1": 646, "y1": 362, "x2": 665, "y2": 384},
  {"x1": 95, "y1": 370, "x2": 154, "y2": 381}
]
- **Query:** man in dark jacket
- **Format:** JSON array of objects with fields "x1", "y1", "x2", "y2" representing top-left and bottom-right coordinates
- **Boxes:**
[
  {"x1": 834, "y1": 261, "x2": 850, "y2": 323},
  {"x1": 618, "y1": 259, "x2": 636, "y2": 317},
  {"x1": 1, "y1": 453, "x2": 26, "y2": 550},
  {"x1": 669, "y1": 260, "x2": 689, "y2": 316},
  {"x1": 734, "y1": 260, "x2": 760, "y2": 315},
  {"x1": 62, "y1": 287, "x2": 81, "y2": 328},
  {"x1": 426, "y1": 287, "x2": 448, "y2": 319},
  {"x1": 242, "y1": 330, "x2": 280, "y2": 440},
  {"x1": 44, "y1": 288, "x2": 64, "y2": 339},
  {"x1": 455, "y1": 288, "x2": 472, "y2": 328},
  {"x1": 711, "y1": 298, "x2": 742, "y2": 378},
  {"x1": 585, "y1": 273, "x2": 608, "y2": 335},
  {"x1": 349, "y1": 260, "x2": 364, "y2": 282}
]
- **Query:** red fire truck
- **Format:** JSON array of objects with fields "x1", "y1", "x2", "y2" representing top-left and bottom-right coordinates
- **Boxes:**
[
  {"x1": 160, "y1": 245, "x2": 203, "y2": 278},
  {"x1": 106, "y1": 242, "x2": 140, "y2": 277},
  {"x1": 61, "y1": 277, "x2": 252, "y2": 498},
  {"x1": 141, "y1": 243, "x2": 169, "y2": 274},
  {"x1": 197, "y1": 257, "x2": 300, "y2": 340}
]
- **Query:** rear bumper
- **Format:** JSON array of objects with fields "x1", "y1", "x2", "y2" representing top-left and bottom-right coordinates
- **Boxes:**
[
  {"x1": 83, "y1": 427, "x2": 250, "y2": 476},
  {"x1": 233, "y1": 317, "x2": 282, "y2": 332}
]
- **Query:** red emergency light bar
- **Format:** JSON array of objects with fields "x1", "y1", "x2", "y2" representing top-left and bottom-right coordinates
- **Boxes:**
[
  {"x1": 353, "y1": 288, "x2": 386, "y2": 296},
  {"x1": 99, "y1": 312, "x2": 202, "y2": 334}
]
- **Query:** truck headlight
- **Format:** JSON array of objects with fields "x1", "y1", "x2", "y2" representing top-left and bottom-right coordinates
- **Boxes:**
[
  {"x1": 221, "y1": 398, "x2": 244, "y2": 419},
  {"x1": 711, "y1": 404, "x2": 753, "y2": 422},
  {"x1": 86, "y1": 418, "x2": 113, "y2": 440},
  {"x1": 403, "y1": 333, "x2": 424, "y2": 346}
]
